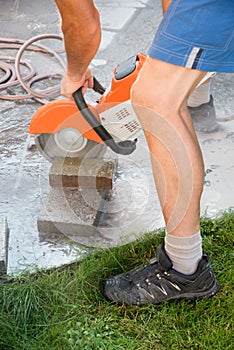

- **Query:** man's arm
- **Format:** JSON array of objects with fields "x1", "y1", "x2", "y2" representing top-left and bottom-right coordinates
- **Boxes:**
[{"x1": 55, "y1": 0, "x2": 101, "y2": 96}]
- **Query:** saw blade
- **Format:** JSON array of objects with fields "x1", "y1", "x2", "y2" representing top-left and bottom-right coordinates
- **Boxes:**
[{"x1": 35, "y1": 133, "x2": 106, "y2": 162}]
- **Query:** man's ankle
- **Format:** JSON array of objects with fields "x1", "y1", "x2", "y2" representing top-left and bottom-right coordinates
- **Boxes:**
[{"x1": 165, "y1": 231, "x2": 202, "y2": 275}]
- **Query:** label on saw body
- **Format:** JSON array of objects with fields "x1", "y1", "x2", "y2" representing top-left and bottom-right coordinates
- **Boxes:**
[{"x1": 99, "y1": 100, "x2": 142, "y2": 141}]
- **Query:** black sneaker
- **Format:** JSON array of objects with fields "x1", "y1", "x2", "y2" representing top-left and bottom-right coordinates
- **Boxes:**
[
  {"x1": 102, "y1": 245, "x2": 220, "y2": 306},
  {"x1": 188, "y1": 95, "x2": 219, "y2": 133}
]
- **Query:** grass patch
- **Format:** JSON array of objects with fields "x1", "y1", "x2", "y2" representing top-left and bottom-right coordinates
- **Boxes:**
[{"x1": 0, "y1": 210, "x2": 233, "y2": 350}]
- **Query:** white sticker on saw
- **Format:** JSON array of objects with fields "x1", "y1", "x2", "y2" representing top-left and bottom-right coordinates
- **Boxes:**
[{"x1": 99, "y1": 100, "x2": 142, "y2": 141}]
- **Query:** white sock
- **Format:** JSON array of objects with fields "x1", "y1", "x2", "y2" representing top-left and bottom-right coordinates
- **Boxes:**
[
  {"x1": 165, "y1": 231, "x2": 203, "y2": 275},
  {"x1": 187, "y1": 81, "x2": 211, "y2": 107}
]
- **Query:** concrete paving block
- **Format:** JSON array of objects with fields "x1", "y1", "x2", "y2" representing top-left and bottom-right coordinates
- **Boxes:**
[
  {"x1": 17, "y1": 0, "x2": 57, "y2": 17},
  {"x1": 100, "y1": 31, "x2": 116, "y2": 51},
  {"x1": 100, "y1": 7, "x2": 136, "y2": 30},
  {"x1": 49, "y1": 157, "x2": 117, "y2": 189},
  {"x1": 37, "y1": 187, "x2": 108, "y2": 246},
  {"x1": 0, "y1": 216, "x2": 9, "y2": 275}
]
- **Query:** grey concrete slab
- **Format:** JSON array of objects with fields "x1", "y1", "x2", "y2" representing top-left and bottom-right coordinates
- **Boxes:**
[
  {"x1": 37, "y1": 187, "x2": 109, "y2": 247},
  {"x1": 0, "y1": 216, "x2": 9, "y2": 275}
]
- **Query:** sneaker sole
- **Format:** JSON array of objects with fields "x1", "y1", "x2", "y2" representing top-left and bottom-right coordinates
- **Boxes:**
[{"x1": 102, "y1": 279, "x2": 220, "y2": 305}]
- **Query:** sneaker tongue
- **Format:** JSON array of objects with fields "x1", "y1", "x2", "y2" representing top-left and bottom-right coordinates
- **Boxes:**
[{"x1": 156, "y1": 245, "x2": 172, "y2": 271}]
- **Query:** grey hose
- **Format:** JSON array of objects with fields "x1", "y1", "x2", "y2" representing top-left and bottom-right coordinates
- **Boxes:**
[{"x1": 0, "y1": 34, "x2": 65, "y2": 104}]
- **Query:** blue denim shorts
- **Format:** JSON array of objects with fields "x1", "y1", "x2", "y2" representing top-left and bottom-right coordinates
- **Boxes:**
[{"x1": 148, "y1": 0, "x2": 234, "y2": 72}]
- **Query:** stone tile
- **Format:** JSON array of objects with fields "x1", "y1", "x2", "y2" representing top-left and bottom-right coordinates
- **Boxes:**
[
  {"x1": 96, "y1": 0, "x2": 148, "y2": 8},
  {"x1": 37, "y1": 187, "x2": 108, "y2": 247},
  {"x1": 16, "y1": 0, "x2": 56, "y2": 17},
  {"x1": 99, "y1": 7, "x2": 136, "y2": 30},
  {"x1": 0, "y1": 0, "x2": 16, "y2": 19},
  {"x1": 100, "y1": 31, "x2": 116, "y2": 51},
  {"x1": 49, "y1": 157, "x2": 116, "y2": 189}
]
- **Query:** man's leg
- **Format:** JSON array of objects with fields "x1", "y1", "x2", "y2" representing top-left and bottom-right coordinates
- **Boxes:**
[
  {"x1": 102, "y1": 57, "x2": 219, "y2": 305},
  {"x1": 131, "y1": 57, "x2": 205, "y2": 236}
]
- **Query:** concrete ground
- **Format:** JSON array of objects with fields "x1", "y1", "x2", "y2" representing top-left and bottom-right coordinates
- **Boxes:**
[{"x1": 0, "y1": 0, "x2": 233, "y2": 274}]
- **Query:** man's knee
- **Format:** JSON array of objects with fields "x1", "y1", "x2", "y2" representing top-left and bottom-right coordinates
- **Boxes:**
[
  {"x1": 131, "y1": 77, "x2": 180, "y2": 118},
  {"x1": 131, "y1": 56, "x2": 205, "y2": 115}
]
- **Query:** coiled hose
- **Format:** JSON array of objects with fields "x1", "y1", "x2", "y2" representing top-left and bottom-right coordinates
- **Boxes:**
[{"x1": 0, "y1": 34, "x2": 65, "y2": 104}]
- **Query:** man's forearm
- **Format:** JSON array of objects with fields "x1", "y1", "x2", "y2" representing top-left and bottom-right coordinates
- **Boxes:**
[{"x1": 55, "y1": 0, "x2": 101, "y2": 78}]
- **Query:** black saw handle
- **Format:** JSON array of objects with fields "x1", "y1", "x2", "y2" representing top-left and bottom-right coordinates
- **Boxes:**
[
  {"x1": 92, "y1": 76, "x2": 106, "y2": 95},
  {"x1": 72, "y1": 78, "x2": 137, "y2": 155}
]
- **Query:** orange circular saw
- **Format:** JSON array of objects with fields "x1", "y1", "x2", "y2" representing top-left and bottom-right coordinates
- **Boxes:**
[{"x1": 29, "y1": 53, "x2": 146, "y2": 160}]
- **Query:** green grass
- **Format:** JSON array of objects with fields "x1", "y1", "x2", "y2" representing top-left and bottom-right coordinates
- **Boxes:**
[{"x1": 0, "y1": 210, "x2": 233, "y2": 350}]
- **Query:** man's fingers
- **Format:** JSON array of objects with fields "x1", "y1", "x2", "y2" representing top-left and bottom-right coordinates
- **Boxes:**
[{"x1": 60, "y1": 68, "x2": 94, "y2": 98}]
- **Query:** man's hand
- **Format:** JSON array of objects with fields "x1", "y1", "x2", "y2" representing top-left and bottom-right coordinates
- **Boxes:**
[{"x1": 60, "y1": 68, "x2": 94, "y2": 98}]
